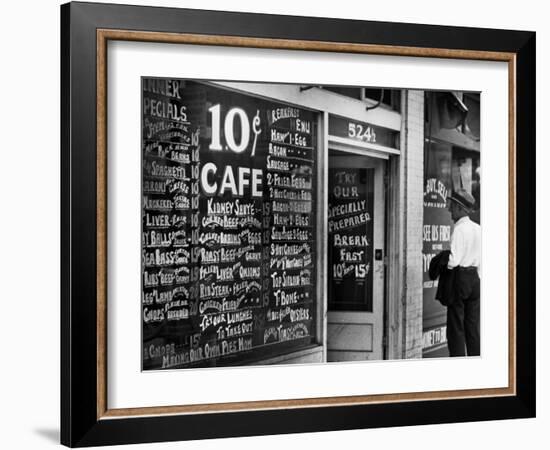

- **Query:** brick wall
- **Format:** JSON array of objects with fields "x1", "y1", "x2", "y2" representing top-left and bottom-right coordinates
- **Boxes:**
[{"x1": 403, "y1": 90, "x2": 424, "y2": 359}]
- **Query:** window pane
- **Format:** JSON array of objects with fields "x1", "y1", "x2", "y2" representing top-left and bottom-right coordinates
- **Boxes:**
[
  {"x1": 328, "y1": 168, "x2": 374, "y2": 311},
  {"x1": 324, "y1": 86, "x2": 363, "y2": 100},
  {"x1": 142, "y1": 79, "x2": 318, "y2": 369}
]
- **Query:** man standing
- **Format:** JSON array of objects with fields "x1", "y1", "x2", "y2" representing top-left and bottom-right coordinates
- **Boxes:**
[{"x1": 446, "y1": 189, "x2": 481, "y2": 357}]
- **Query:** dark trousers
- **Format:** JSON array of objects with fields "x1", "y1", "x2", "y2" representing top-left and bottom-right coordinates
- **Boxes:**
[{"x1": 446, "y1": 269, "x2": 480, "y2": 357}]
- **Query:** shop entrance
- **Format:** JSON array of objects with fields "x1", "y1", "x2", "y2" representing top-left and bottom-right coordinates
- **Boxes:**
[{"x1": 327, "y1": 150, "x2": 386, "y2": 361}]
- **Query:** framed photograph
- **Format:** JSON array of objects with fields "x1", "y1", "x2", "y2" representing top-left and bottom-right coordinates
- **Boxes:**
[{"x1": 60, "y1": 1, "x2": 535, "y2": 447}]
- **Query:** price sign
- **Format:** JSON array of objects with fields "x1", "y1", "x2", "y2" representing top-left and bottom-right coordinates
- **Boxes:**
[{"x1": 142, "y1": 79, "x2": 318, "y2": 370}]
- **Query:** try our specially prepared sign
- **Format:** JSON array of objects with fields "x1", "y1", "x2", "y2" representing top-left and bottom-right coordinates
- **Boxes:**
[{"x1": 328, "y1": 168, "x2": 374, "y2": 311}]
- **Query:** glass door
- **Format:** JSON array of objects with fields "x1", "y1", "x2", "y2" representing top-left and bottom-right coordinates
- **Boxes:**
[{"x1": 327, "y1": 150, "x2": 386, "y2": 361}]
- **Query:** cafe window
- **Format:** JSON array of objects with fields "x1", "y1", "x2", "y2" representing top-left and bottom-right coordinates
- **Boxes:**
[{"x1": 142, "y1": 79, "x2": 318, "y2": 369}]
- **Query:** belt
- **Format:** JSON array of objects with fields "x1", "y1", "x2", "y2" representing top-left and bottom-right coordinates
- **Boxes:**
[{"x1": 457, "y1": 266, "x2": 478, "y2": 272}]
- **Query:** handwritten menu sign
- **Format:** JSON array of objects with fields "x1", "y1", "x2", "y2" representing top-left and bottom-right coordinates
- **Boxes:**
[
  {"x1": 328, "y1": 168, "x2": 374, "y2": 311},
  {"x1": 142, "y1": 79, "x2": 317, "y2": 370},
  {"x1": 422, "y1": 142, "x2": 452, "y2": 348}
]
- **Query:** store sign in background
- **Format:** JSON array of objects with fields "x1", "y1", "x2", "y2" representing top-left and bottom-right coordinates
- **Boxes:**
[{"x1": 422, "y1": 142, "x2": 452, "y2": 351}]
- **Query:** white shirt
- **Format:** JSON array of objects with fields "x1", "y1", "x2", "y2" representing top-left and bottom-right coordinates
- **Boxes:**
[{"x1": 448, "y1": 216, "x2": 481, "y2": 270}]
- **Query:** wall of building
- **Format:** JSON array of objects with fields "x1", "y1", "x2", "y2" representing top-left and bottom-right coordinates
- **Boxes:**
[
  {"x1": 254, "y1": 346, "x2": 324, "y2": 365},
  {"x1": 402, "y1": 90, "x2": 425, "y2": 359}
]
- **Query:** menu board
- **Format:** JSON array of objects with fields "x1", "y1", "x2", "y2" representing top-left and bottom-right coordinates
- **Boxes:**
[
  {"x1": 142, "y1": 79, "x2": 317, "y2": 370},
  {"x1": 328, "y1": 168, "x2": 374, "y2": 311}
]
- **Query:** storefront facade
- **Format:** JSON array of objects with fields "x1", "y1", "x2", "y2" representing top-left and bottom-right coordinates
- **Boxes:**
[
  {"x1": 142, "y1": 79, "x2": 437, "y2": 369},
  {"x1": 422, "y1": 91, "x2": 481, "y2": 357}
]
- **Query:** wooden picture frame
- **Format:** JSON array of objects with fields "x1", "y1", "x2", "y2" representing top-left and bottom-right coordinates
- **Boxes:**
[{"x1": 61, "y1": 1, "x2": 535, "y2": 447}]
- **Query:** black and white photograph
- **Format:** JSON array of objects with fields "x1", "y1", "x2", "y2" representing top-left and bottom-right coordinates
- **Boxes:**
[
  {"x1": 0, "y1": 0, "x2": 550, "y2": 450},
  {"x1": 141, "y1": 78, "x2": 481, "y2": 370},
  {"x1": 0, "y1": 0, "x2": 542, "y2": 447}
]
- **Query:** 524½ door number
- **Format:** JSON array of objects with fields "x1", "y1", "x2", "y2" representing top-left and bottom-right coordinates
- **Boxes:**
[{"x1": 348, "y1": 122, "x2": 377, "y2": 144}]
